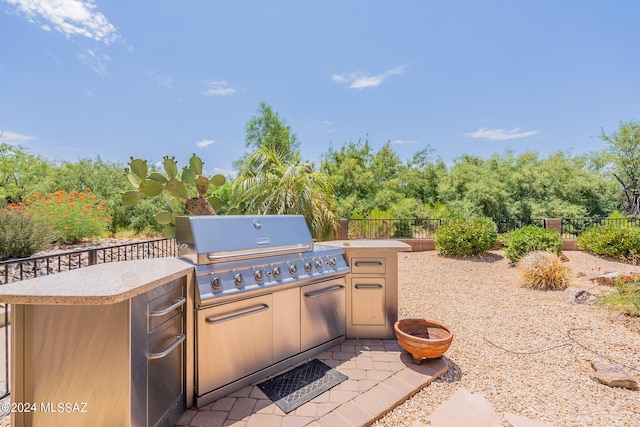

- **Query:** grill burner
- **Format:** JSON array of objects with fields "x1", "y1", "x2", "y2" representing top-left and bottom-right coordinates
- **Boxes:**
[{"x1": 176, "y1": 215, "x2": 349, "y2": 306}]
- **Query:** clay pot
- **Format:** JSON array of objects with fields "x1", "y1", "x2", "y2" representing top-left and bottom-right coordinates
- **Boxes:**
[{"x1": 394, "y1": 318, "x2": 453, "y2": 363}]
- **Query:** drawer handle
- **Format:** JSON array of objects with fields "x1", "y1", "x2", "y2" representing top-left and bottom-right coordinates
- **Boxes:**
[
  {"x1": 355, "y1": 284, "x2": 383, "y2": 290},
  {"x1": 304, "y1": 285, "x2": 345, "y2": 298},
  {"x1": 354, "y1": 261, "x2": 383, "y2": 267},
  {"x1": 147, "y1": 333, "x2": 185, "y2": 360},
  {"x1": 148, "y1": 297, "x2": 186, "y2": 317},
  {"x1": 205, "y1": 304, "x2": 270, "y2": 324}
]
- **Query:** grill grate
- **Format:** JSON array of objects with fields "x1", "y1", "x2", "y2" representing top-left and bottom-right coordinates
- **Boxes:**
[{"x1": 257, "y1": 359, "x2": 347, "y2": 413}]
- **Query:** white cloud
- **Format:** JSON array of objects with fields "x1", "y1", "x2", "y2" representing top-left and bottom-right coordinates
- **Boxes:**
[
  {"x1": 465, "y1": 127, "x2": 540, "y2": 141},
  {"x1": 0, "y1": 130, "x2": 36, "y2": 145},
  {"x1": 202, "y1": 81, "x2": 236, "y2": 96},
  {"x1": 196, "y1": 139, "x2": 215, "y2": 148},
  {"x1": 332, "y1": 65, "x2": 407, "y2": 90},
  {"x1": 6, "y1": 0, "x2": 121, "y2": 44},
  {"x1": 392, "y1": 139, "x2": 418, "y2": 145},
  {"x1": 77, "y1": 49, "x2": 111, "y2": 76},
  {"x1": 149, "y1": 72, "x2": 173, "y2": 89}
]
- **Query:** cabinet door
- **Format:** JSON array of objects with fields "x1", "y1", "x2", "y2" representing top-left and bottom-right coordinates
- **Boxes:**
[
  {"x1": 351, "y1": 277, "x2": 386, "y2": 326},
  {"x1": 300, "y1": 279, "x2": 346, "y2": 351},
  {"x1": 197, "y1": 295, "x2": 273, "y2": 394}
]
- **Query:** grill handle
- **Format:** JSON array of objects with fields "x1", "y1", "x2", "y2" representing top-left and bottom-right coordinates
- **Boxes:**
[
  {"x1": 207, "y1": 244, "x2": 312, "y2": 261},
  {"x1": 147, "y1": 334, "x2": 186, "y2": 360},
  {"x1": 148, "y1": 297, "x2": 186, "y2": 317},
  {"x1": 304, "y1": 285, "x2": 345, "y2": 298},
  {"x1": 205, "y1": 304, "x2": 270, "y2": 324}
]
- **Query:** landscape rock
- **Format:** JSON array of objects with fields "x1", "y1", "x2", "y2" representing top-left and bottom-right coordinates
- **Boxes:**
[
  {"x1": 591, "y1": 361, "x2": 639, "y2": 390},
  {"x1": 563, "y1": 287, "x2": 598, "y2": 305},
  {"x1": 588, "y1": 271, "x2": 621, "y2": 285}
]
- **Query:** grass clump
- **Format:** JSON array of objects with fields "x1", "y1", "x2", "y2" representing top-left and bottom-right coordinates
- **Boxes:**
[
  {"x1": 435, "y1": 216, "x2": 497, "y2": 257},
  {"x1": 518, "y1": 251, "x2": 571, "y2": 291},
  {"x1": 504, "y1": 225, "x2": 562, "y2": 263},
  {"x1": 577, "y1": 225, "x2": 640, "y2": 262},
  {"x1": 0, "y1": 209, "x2": 52, "y2": 260},
  {"x1": 600, "y1": 274, "x2": 640, "y2": 316}
]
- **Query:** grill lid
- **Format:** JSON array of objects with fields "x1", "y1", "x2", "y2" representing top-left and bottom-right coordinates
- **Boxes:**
[{"x1": 176, "y1": 215, "x2": 314, "y2": 264}]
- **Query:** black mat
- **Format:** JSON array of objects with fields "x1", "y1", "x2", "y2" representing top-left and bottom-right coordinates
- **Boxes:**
[{"x1": 257, "y1": 359, "x2": 348, "y2": 413}]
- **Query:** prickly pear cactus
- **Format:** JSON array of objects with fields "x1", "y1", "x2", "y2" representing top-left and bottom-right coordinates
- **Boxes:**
[{"x1": 122, "y1": 154, "x2": 242, "y2": 237}]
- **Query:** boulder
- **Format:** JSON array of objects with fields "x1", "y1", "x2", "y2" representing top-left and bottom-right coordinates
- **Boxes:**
[
  {"x1": 563, "y1": 287, "x2": 598, "y2": 305},
  {"x1": 591, "y1": 361, "x2": 638, "y2": 390}
]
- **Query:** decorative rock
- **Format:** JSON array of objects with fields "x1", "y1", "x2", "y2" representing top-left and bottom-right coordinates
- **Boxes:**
[
  {"x1": 563, "y1": 287, "x2": 598, "y2": 305},
  {"x1": 589, "y1": 271, "x2": 620, "y2": 285},
  {"x1": 505, "y1": 412, "x2": 555, "y2": 427},
  {"x1": 591, "y1": 361, "x2": 639, "y2": 390}
]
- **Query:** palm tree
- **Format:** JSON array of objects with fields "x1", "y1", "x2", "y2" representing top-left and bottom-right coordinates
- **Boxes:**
[{"x1": 233, "y1": 146, "x2": 338, "y2": 241}]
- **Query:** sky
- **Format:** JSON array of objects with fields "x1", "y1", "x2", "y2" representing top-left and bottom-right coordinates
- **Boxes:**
[{"x1": 1, "y1": 1, "x2": 640, "y2": 176}]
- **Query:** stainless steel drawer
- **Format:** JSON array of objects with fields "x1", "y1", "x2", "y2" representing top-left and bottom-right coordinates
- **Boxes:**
[
  {"x1": 300, "y1": 278, "x2": 346, "y2": 351},
  {"x1": 351, "y1": 257, "x2": 386, "y2": 274},
  {"x1": 351, "y1": 277, "x2": 386, "y2": 326}
]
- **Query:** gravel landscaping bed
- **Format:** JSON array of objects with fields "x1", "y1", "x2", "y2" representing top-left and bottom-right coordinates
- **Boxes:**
[{"x1": 374, "y1": 250, "x2": 640, "y2": 427}]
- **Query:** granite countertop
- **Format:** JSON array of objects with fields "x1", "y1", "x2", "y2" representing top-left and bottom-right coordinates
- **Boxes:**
[
  {"x1": 321, "y1": 240, "x2": 412, "y2": 250},
  {"x1": 0, "y1": 257, "x2": 194, "y2": 305}
]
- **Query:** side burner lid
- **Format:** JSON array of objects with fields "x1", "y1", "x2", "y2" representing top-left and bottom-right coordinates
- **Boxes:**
[{"x1": 175, "y1": 215, "x2": 314, "y2": 264}]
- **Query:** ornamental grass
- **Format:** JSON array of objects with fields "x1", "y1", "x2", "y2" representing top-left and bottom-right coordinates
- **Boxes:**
[{"x1": 518, "y1": 250, "x2": 571, "y2": 291}]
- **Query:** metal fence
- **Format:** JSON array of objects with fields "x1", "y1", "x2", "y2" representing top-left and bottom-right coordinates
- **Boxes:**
[
  {"x1": 347, "y1": 218, "x2": 445, "y2": 239},
  {"x1": 346, "y1": 217, "x2": 640, "y2": 240},
  {"x1": 0, "y1": 238, "x2": 177, "y2": 402}
]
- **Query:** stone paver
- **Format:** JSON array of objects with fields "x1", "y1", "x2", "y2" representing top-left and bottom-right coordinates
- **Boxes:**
[
  {"x1": 183, "y1": 339, "x2": 448, "y2": 427},
  {"x1": 426, "y1": 387, "x2": 502, "y2": 427},
  {"x1": 504, "y1": 413, "x2": 555, "y2": 427}
]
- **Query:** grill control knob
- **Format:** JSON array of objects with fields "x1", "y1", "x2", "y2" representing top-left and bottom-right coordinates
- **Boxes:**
[
  {"x1": 289, "y1": 264, "x2": 298, "y2": 275},
  {"x1": 254, "y1": 270, "x2": 264, "y2": 282},
  {"x1": 234, "y1": 273, "x2": 244, "y2": 286},
  {"x1": 329, "y1": 257, "x2": 337, "y2": 267},
  {"x1": 304, "y1": 262, "x2": 312, "y2": 272},
  {"x1": 273, "y1": 266, "x2": 281, "y2": 278},
  {"x1": 211, "y1": 277, "x2": 222, "y2": 290},
  {"x1": 315, "y1": 260, "x2": 324, "y2": 269}
]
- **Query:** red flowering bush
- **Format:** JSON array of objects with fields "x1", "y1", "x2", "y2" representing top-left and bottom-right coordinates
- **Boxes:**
[
  {"x1": 8, "y1": 189, "x2": 111, "y2": 244},
  {"x1": 600, "y1": 274, "x2": 640, "y2": 317}
]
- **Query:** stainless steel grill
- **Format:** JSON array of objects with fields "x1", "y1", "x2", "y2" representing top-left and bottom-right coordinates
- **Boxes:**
[{"x1": 175, "y1": 215, "x2": 350, "y2": 407}]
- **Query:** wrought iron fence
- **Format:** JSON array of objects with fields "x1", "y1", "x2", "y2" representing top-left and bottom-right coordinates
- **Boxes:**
[
  {"x1": 0, "y1": 238, "x2": 177, "y2": 286},
  {"x1": 345, "y1": 217, "x2": 640, "y2": 239},
  {"x1": 347, "y1": 218, "x2": 445, "y2": 239}
]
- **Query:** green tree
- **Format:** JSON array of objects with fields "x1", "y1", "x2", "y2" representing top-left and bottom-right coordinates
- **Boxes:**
[
  {"x1": 233, "y1": 146, "x2": 338, "y2": 240},
  {"x1": 0, "y1": 143, "x2": 51, "y2": 206},
  {"x1": 320, "y1": 138, "x2": 375, "y2": 217},
  {"x1": 235, "y1": 102, "x2": 300, "y2": 170},
  {"x1": 601, "y1": 120, "x2": 640, "y2": 215}
]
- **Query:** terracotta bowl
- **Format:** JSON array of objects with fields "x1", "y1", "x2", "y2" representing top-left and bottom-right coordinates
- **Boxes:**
[{"x1": 394, "y1": 318, "x2": 453, "y2": 363}]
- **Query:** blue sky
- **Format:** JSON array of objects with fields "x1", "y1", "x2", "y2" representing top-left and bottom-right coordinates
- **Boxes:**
[{"x1": 1, "y1": 1, "x2": 639, "y2": 176}]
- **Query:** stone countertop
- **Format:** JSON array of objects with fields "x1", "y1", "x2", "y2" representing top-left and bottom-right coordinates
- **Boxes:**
[
  {"x1": 320, "y1": 240, "x2": 412, "y2": 251},
  {"x1": 0, "y1": 257, "x2": 194, "y2": 305}
]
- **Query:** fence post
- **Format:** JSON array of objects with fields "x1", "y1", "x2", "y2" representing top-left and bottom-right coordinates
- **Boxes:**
[
  {"x1": 88, "y1": 249, "x2": 98, "y2": 266},
  {"x1": 544, "y1": 218, "x2": 562, "y2": 235},
  {"x1": 338, "y1": 219, "x2": 349, "y2": 240}
]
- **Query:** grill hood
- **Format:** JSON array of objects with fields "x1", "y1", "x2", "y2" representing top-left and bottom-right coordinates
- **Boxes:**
[{"x1": 175, "y1": 215, "x2": 314, "y2": 265}]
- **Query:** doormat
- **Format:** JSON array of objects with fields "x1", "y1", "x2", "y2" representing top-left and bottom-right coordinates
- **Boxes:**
[{"x1": 257, "y1": 359, "x2": 348, "y2": 414}]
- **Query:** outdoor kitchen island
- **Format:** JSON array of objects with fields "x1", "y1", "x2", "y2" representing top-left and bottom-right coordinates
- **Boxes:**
[{"x1": 0, "y1": 257, "x2": 196, "y2": 427}]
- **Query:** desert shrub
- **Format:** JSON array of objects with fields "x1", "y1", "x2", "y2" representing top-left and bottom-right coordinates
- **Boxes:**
[
  {"x1": 519, "y1": 251, "x2": 571, "y2": 290},
  {"x1": 577, "y1": 225, "x2": 640, "y2": 261},
  {"x1": 504, "y1": 225, "x2": 562, "y2": 262},
  {"x1": 7, "y1": 189, "x2": 111, "y2": 244},
  {"x1": 599, "y1": 274, "x2": 640, "y2": 316},
  {"x1": 0, "y1": 209, "x2": 52, "y2": 260},
  {"x1": 435, "y1": 216, "x2": 497, "y2": 256}
]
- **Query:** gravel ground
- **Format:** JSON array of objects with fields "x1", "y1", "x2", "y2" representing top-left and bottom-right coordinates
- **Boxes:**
[{"x1": 373, "y1": 250, "x2": 640, "y2": 427}]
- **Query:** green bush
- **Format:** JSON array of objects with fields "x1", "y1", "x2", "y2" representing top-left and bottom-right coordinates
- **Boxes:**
[
  {"x1": 435, "y1": 216, "x2": 497, "y2": 256},
  {"x1": 0, "y1": 210, "x2": 52, "y2": 260},
  {"x1": 577, "y1": 225, "x2": 640, "y2": 261},
  {"x1": 504, "y1": 225, "x2": 562, "y2": 263},
  {"x1": 600, "y1": 274, "x2": 640, "y2": 316}
]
